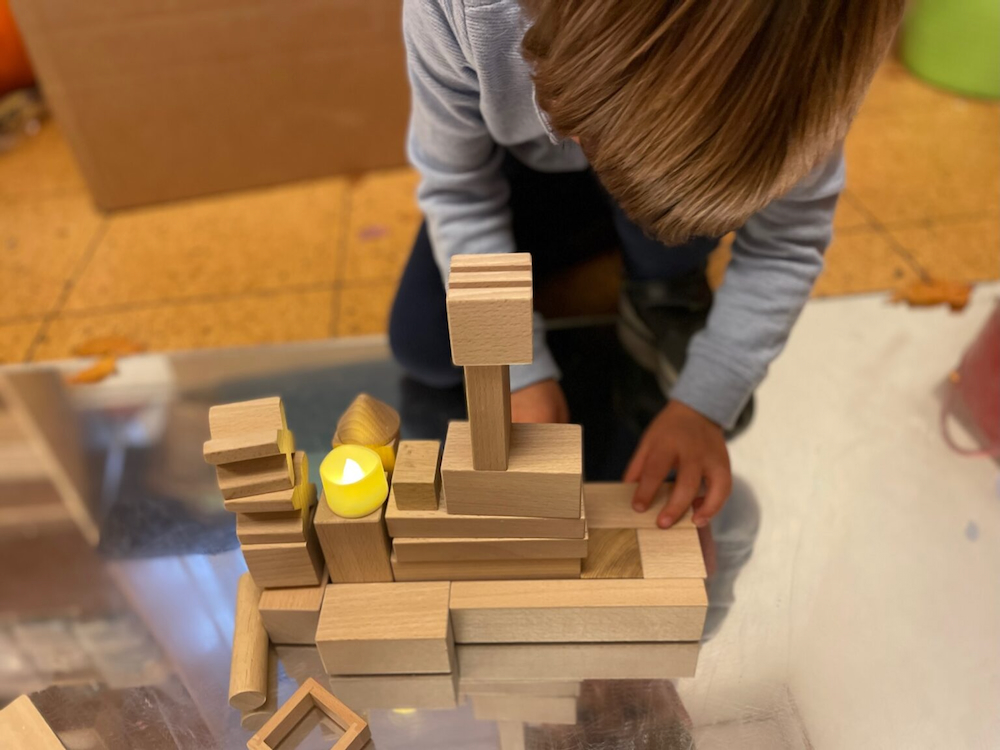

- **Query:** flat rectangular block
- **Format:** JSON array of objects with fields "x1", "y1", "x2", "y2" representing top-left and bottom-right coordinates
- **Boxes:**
[
  {"x1": 449, "y1": 579, "x2": 707, "y2": 643},
  {"x1": 465, "y1": 365, "x2": 511, "y2": 470},
  {"x1": 328, "y1": 672, "x2": 459, "y2": 710},
  {"x1": 391, "y1": 552, "x2": 580, "y2": 582},
  {"x1": 314, "y1": 495, "x2": 393, "y2": 583},
  {"x1": 451, "y1": 252, "x2": 532, "y2": 272},
  {"x1": 204, "y1": 428, "x2": 294, "y2": 465},
  {"x1": 316, "y1": 582, "x2": 454, "y2": 675},
  {"x1": 386, "y1": 487, "x2": 586, "y2": 539},
  {"x1": 442, "y1": 422, "x2": 582, "y2": 519},
  {"x1": 584, "y1": 482, "x2": 694, "y2": 529},
  {"x1": 392, "y1": 440, "x2": 442, "y2": 511},
  {"x1": 637, "y1": 528, "x2": 706, "y2": 578},
  {"x1": 393, "y1": 531, "x2": 588, "y2": 563},
  {"x1": 459, "y1": 680, "x2": 582, "y2": 697},
  {"x1": 471, "y1": 693, "x2": 577, "y2": 725},
  {"x1": 209, "y1": 396, "x2": 286, "y2": 437},
  {"x1": 0, "y1": 695, "x2": 64, "y2": 750},
  {"x1": 449, "y1": 270, "x2": 532, "y2": 289},
  {"x1": 258, "y1": 581, "x2": 327, "y2": 644},
  {"x1": 224, "y1": 452, "x2": 312, "y2": 513},
  {"x1": 242, "y1": 518, "x2": 325, "y2": 589},
  {"x1": 217, "y1": 452, "x2": 294, "y2": 500},
  {"x1": 236, "y1": 501, "x2": 312, "y2": 545}
]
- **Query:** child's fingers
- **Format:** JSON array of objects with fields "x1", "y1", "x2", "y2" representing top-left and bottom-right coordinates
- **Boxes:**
[
  {"x1": 658, "y1": 459, "x2": 701, "y2": 528},
  {"x1": 622, "y1": 440, "x2": 650, "y2": 485},
  {"x1": 691, "y1": 465, "x2": 732, "y2": 527},
  {"x1": 632, "y1": 448, "x2": 675, "y2": 512}
]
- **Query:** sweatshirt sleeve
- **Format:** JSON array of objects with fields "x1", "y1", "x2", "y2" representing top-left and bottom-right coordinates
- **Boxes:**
[
  {"x1": 403, "y1": 0, "x2": 561, "y2": 391},
  {"x1": 670, "y1": 148, "x2": 846, "y2": 429}
]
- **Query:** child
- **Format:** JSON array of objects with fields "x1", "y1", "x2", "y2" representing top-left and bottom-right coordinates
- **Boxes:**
[{"x1": 389, "y1": 0, "x2": 904, "y2": 529}]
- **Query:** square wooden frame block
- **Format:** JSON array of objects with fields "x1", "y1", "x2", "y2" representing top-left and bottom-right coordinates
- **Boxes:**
[{"x1": 248, "y1": 677, "x2": 370, "y2": 750}]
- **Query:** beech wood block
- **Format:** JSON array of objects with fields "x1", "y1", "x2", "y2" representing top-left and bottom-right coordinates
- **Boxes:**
[
  {"x1": 391, "y1": 552, "x2": 580, "y2": 582},
  {"x1": 327, "y1": 672, "x2": 459, "y2": 710},
  {"x1": 204, "y1": 429, "x2": 294, "y2": 465},
  {"x1": 216, "y1": 452, "x2": 294, "y2": 500},
  {"x1": 0, "y1": 695, "x2": 64, "y2": 750},
  {"x1": 449, "y1": 269, "x2": 532, "y2": 289},
  {"x1": 451, "y1": 252, "x2": 532, "y2": 272},
  {"x1": 584, "y1": 482, "x2": 694, "y2": 529},
  {"x1": 636, "y1": 528, "x2": 707, "y2": 578},
  {"x1": 236, "y1": 500, "x2": 312, "y2": 545},
  {"x1": 316, "y1": 582, "x2": 454, "y2": 675},
  {"x1": 258, "y1": 581, "x2": 327, "y2": 644},
  {"x1": 208, "y1": 396, "x2": 285, "y2": 439},
  {"x1": 581, "y1": 528, "x2": 643, "y2": 579},
  {"x1": 314, "y1": 495, "x2": 393, "y2": 583},
  {"x1": 386, "y1": 487, "x2": 586, "y2": 539},
  {"x1": 229, "y1": 573, "x2": 269, "y2": 711},
  {"x1": 241, "y1": 647, "x2": 279, "y2": 731},
  {"x1": 224, "y1": 452, "x2": 312, "y2": 513},
  {"x1": 460, "y1": 680, "x2": 582, "y2": 697},
  {"x1": 248, "y1": 677, "x2": 370, "y2": 750},
  {"x1": 465, "y1": 365, "x2": 511, "y2": 470},
  {"x1": 457, "y1": 642, "x2": 701, "y2": 681},
  {"x1": 393, "y1": 531, "x2": 589, "y2": 563},
  {"x1": 392, "y1": 440, "x2": 442, "y2": 511},
  {"x1": 497, "y1": 721, "x2": 526, "y2": 750},
  {"x1": 441, "y1": 422, "x2": 582, "y2": 518},
  {"x1": 449, "y1": 579, "x2": 707, "y2": 643},
  {"x1": 471, "y1": 693, "x2": 577, "y2": 725},
  {"x1": 242, "y1": 517, "x2": 325, "y2": 589}
]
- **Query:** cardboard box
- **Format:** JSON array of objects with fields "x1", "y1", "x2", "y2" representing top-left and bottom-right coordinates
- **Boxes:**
[{"x1": 10, "y1": 0, "x2": 409, "y2": 209}]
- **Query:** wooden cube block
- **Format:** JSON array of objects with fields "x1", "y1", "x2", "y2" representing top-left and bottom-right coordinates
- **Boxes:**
[
  {"x1": 316, "y1": 582, "x2": 454, "y2": 675},
  {"x1": 217, "y1": 452, "x2": 294, "y2": 500},
  {"x1": 392, "y1": 440, "x2": 442, "y2": 511},
  {"x1": 636, "y1": 528, "x2": 706, "y2": 578},
  {"x1": 391, "y1": 552, "x2": 581, "y2": 582},
  {"x1": 236, "y1": 498, "x2": 314, "y2": 545},
  {"x1": 392, "y1": 531, "x2": 588, "y2": 563},
  {"x1": 449, "y1": 579, "x2": 707, "y2": 644},
  {"x1": 584, "y1": 482, "x2": 694, "y2": 529},
  {"x1": 314, "y1": 495, "x2": 393, "y2": 583},
  {"x1": 464, "y1": 365, "x2": 511, "y2": 470},
  {"x1": 441, "y1": 422, "x2": 582, "y2": 519},
  {"x1": 224, "y1": 452, "x2": 312, "y2": 513},
  {"x1": 242, "y1": 516, "x2": 325, "y2": 589},
  {"x1": 258, "y1": 581, "x2": 327, "y2": 644}
]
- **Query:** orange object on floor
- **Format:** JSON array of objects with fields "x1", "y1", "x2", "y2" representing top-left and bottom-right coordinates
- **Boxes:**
[
  {"x1": 0, "y1": 0, "x2": 34, "y2": 95},
  {"x1": 891, "y1": 277, "x2": 972, "y2": 312}
]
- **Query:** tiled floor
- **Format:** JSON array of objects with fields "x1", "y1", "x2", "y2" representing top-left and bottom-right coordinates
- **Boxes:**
[{"x1": 0, "y1": 58, "x2": 996, "y2": 365}]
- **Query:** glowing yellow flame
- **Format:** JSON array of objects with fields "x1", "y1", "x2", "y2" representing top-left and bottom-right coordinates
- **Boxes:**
[{"x1": 341, "y1": 457, "x2": 365, "y2": 484}]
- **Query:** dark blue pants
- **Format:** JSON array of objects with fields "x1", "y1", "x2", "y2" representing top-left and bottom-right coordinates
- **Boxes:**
[{"x1": 389, "y1": 155, "x2": 717, "y2": 388}]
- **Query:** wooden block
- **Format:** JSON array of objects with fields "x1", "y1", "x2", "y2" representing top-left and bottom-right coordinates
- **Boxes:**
[
  {"x1": 0, "y1": 695, "x2": 64, "y2": 750},
  {"x1": 392, "y1": 440, "x2": 442, "y2": 511},
  {"x1": 316, "y1": 582, "x2": 454, "y2": 675},
  {"x1": 497, "y1": 721, "x2": 526, "y2": 750},
  {"x1": 464, "y1": 365, "x2": 511, "y2": 471},
  {"x1": 451, "y1": 252, "x2": 532, "y2": 272},
  {"x1": 209, "y1": 396, "x2": 286, "y2": 437},
  {"x1": 391, "y1": 552, "x2": 581, "y2": 582},
  {"x1": 258, "y1": 581, "x2": 327, "y2": 644},
  {"x1": 241, "y1": 646, "x2": 279, "y2": 731},
  {"x1": 332, "y1": 393, "x2": 400, "y2": 453},
  {"x1": 449, "y1": 270, "x2": 532, "y2": 289},
  {"x1": 236, "y1": 500, "x2": 312, "y2": 545},
  {"x1": 471, "y1": 693, "x2": 577, "y2": 725},
  {"x1": 242, "y1": 517, "x2": 325, "y2": 589},
  {"x1": 229, "y1": 573, "x2": 269, "y2": 711},
  {"x1": 441, "y1": 422, "x2": 582, "y2": 519},
  {"x1": 584, "y1": 482, "x2": 694, "y2": 529},
  {"x1": 204, "y1": 429, "x2": 294, "y2": 465},
  {"x1": 224, "y1": 452, "x2": 312, "y2": 513},
  {"x1": 248, "y1": 677, "x2": 370, "y2": 750},
  {"x1": 314, "y1": 495, "x2": 393, "y2": 583},
  {"x1": 449, "y1": 579, "x2": 707, "y2": 643},
  {"x1": 460, "y1": 680, "x2": 581, "y2": 697},
  {"x1": 581, "y1": 528, "x2": 643, "y2": 579},
  {"x1": 216, "y1": 452, "x2": 294, "y2": 500},
  {"x1": 457, "y1": 642, "x2": 701, "y2": 681},
  {"x1": 386, "y1": 486, "x2": 586, "y2": 539},
  {"x1": 393, "y1": 531, "x2": 588, "y2": 563},
  {"x1": 636, "y1": 528, "x2": 706, "y2": 578},
  {"x1": 327, "y1": 672, "x2": 459, "y2": 710}
]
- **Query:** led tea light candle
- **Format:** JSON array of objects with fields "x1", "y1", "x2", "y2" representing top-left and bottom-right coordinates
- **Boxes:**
[{"x1": 320, "y1": 445, "x2": 388, "y2": 518}]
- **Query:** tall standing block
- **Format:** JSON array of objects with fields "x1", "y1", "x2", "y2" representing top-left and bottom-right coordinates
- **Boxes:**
[
  {"x1": 314, "y1": 494, "x2": 393, "y2": 583},
  {"x1": 392, "y1": 440, "x2": 442, "y2": 511},
  {"x1": 465, "y1": 365, "x2": 512, "y2": 470}
]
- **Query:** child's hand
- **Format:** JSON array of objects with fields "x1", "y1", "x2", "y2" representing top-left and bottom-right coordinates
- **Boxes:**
[
  {"x1": 624, "y1": 400, "x2": 731, "y2": 529},
  {"x1": 510, "y1": 379, "x2": 570, "y2": 423}
]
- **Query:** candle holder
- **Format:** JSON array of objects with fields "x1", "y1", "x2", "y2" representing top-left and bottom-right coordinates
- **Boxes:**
[{"x1": 320, "y1": 445, "x2": 388, "y2": 518}]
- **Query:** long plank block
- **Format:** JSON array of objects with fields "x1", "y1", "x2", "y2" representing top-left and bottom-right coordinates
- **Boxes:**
[
  {"x1": 204, "y1": 429, "x2": 294, "y2": 465},
  {"x1": 392, "y1": 440, "x2": 442, "y2": 511},
  {"x1": 0, "y1": 695, "x2": 64, "y2": 750},
  {"x1": 457, "y1": 642, "x2": 701, "y2": 681},
  {"x1": 451, "y1": 252, "x2": 532, "y2": 272},
  {"x1": 393, "y1": 531, "x2": 589, "y2": 563},
  {"x1": 258, "y1": 581, "x2": 327, "y2": 644},
  {"x1": 449, "y1": 579, "x2": 707, "y2": 643},
  {"x1": 236, "y1": 501, "x2": 312, "y2": 544},
  {"x1": 442, "y1": 422, "x2": 582, "y2": 519},
  {"x1": 391, "y1": 552, "x2": 580, "y2": 582},
  {"x1": 584, "y1": 482, "x2": 694, "y2": 529},
  {"x1": 386, "y1": 487, "x2": 586, "y2": 539},
  {"x1": 314, "y1": 495, "x2": 393, "y2": 583},
  {"x1": 465, "y1": 365, "x2": 511, "y2": 471},
  {"x1": 224, "y1": 452, "x2": 312, "y2": 513},
  {"x1": 637, "y1": 528, "x2": 707, "y2": 578},
  {"x1": 449, "y1": 270, "x2": 532, "y2": 289},
  {"x1": 316, "y1": 582, "x2": 454, "y2": 675},
  {"x1": 217, "y1": 452, "x2": 294, "y2": 500},
  {"x1": 328, "y1": 672, "x2": 459, "y2": 710},
  {"x1": 242, "y1": 516, "x2": 325, "y2": 589}
]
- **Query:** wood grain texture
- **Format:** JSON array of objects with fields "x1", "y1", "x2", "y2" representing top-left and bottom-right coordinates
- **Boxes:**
[
  {"x1": 391, "y1": 552, "x2": 581, "y2": 582},
  {"x1": 224, "y1": 452, "x2": 312, "y2": 513},
  {"x1": 203, "y1": 429, "x2": 294, "y2": 465},
  {"x1": 249, "y1": 677, "x2": 370, "y2": 750},
  {"x1": 471, "y1": 693, "x2": 577, "y2": 725},
  {"x1": 241, "y1": 646, "x2": 278, "y2": 731},
  {"x1": 216, "y1": 452, "x2": 294, "y2": 500},
  {"x1": 449, "y1": 579, "x2": 707, "y2": 643},
  {"x1": 581, "y1": 528, "x2": 643, "y2": 579},
  {"x1": 447, "y1": 286, "x2": 533, "y2": 366},
  {"x1": 209, "y1": 396, "x2": 286, "y2": 437},
  {"x1": 392, "y1": 439, "x2": 442, "y2": 511},
  {"x1": 314, "y1": 495, "x2": 393, "y2": 583},
  {"x1": 333, "y1": 393, "x2": 400, "y2": 447},
  {"x1": 236, "y1": 500, "x2": 311, "y2": 545},
  {"x1": 386, "y1": 487, "x2": 587, "y2": 539},
  {"x1": 441, "y1": 422, "x2": 582, "y2": 519},
  {"x1": 449, "y1": 270, "x2": 532, "y2": 289},
  {"x1": 328, "y1": 672, "x2": 459, "y2": 710},
  {"x1": 584, "y1": 482, "x2": 694, "y2": 529},
  {"x1": 393, "y1": 531, "x2": 589, "y2": 563},
  {"x1": 451, "y1": 252, "x2": 532, "y2": 272},
  {"x1": 465, "y1": 365, "x2": 511, "y2": 471},
  {"x1": 457, "y1": 642, "x2": 701, "y2": 681},
  {"x1": 637, "y1": 528, "x2": 707, "y2": 579},
  {"x1": 242, "y1": 517, "x2": 325, "y2": 589},
  {"x1": 0, "y1": 695, "x2": 64, "y2": 750},
  {"x1": 258, "y1": 581, "x2": 327, "y2": 644},
  {"x1": 316, "y1": 582, "x2": 454, "y2": 675},
  {"x1": 229, "y1": 573, "x2": 269, "y2": 710}
]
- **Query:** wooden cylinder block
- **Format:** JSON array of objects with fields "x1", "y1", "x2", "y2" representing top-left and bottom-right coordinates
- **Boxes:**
[{"x1": 229, "y1": 573, "x2": 270, "y2": 710}]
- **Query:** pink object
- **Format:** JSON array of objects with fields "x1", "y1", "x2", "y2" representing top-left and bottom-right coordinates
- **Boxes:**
[{"x1": 942, "y1": 302, "x2": 1000, "y2": 458}]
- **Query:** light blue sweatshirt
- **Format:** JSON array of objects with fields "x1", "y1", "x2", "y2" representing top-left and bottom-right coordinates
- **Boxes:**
[{"x1": 404, "y1": 0, "x2": 843, "y2": 430}]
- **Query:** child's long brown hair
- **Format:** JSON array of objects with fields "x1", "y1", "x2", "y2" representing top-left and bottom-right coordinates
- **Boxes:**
[{"x1": 521, "y1": 0, "x2": 905, "y2": 243}]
